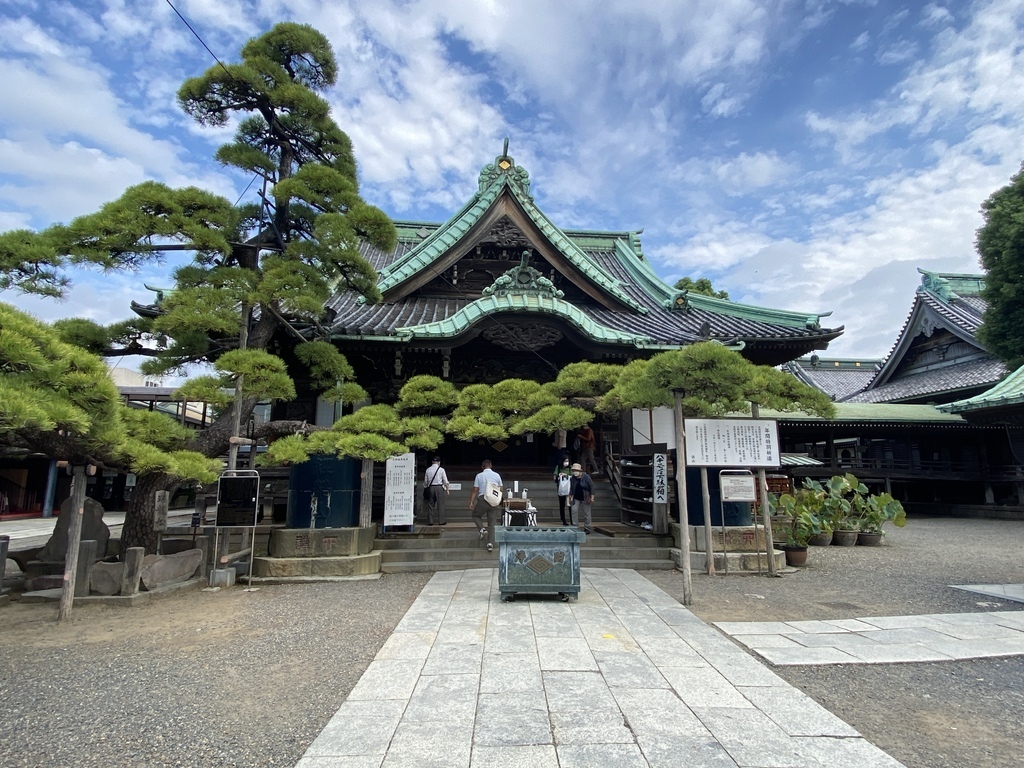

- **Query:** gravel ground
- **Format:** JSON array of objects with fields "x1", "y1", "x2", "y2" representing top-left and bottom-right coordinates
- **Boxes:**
[
  {"x1": 645, "y1": 515, "x2": 1024, "y2": 768},
  {"x1": 1, "y1": 515, "x2": 1022, "y2": 767}
]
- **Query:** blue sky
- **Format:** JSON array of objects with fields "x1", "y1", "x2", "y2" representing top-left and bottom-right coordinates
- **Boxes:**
[{"x1": 2, "y1": 0, "x2": 1024, "y2": 369}]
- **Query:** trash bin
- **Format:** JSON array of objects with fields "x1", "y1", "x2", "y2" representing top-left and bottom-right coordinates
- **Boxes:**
[{"x1": 494, "y1": 526, "x2": 585, "y2": 602}]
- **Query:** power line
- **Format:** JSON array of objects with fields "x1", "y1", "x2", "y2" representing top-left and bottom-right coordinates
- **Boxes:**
[{"x1": 163, "y1": 0, "x2": 231, "y2": 76}]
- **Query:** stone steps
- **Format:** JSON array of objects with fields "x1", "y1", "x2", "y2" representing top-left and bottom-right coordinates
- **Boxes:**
[{"x1": 376, "y1": 525, "x2": 676, "y2": 573}]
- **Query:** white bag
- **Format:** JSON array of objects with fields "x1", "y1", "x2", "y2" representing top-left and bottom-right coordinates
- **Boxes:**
[
  {"x1": 557, "y1": 476, "x2": 571, "y2": 496},
  {"x1": 483, "y1": 480, "x2": 503, "y2": 507}
]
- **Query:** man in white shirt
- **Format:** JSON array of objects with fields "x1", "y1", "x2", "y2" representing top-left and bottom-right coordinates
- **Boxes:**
[
  {"x1": 422, "y1": 456, "x2": 449, "y2": 525},
  {"x1": 468, "y1": 459, "x2": 502, "y2": 552}
]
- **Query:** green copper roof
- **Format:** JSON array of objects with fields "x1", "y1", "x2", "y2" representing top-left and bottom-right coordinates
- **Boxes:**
[
  {"x1": 374, "y1": 152, "x2": 647, "y2": 313},
  {"x1": 757, "y1": 402, "x2": 968, "y2": 423},
  {"x1": 918, "y1": 269, "x2": 985, "y2": 301},
  {"x1": 392, "y1": 292, "x2": 654, "y2": 346},
  {"x1": 679, "y1": 293, "x2": 828, "y2": 330},
  {"x1": 939, "y1": 364, "x2": 1023, "y2": 413}
]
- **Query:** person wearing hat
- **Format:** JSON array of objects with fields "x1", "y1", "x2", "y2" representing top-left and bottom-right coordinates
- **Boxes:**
[
  {"x1": 568, "y1": 462, "x2": 594, "y2": 534},
  {"x1": 422, "y1": 456, "x2": 450, "y2": 525}
]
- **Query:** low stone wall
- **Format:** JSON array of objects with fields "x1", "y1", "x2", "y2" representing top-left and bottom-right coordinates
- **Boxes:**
[{"x1": 268, "y1": 527, "x2": 375, "y2": 558}]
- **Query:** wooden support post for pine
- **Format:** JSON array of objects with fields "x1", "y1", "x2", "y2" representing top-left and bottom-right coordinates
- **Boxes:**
[
  {"x1": 57, "y1": 464, "x2": 87, "y2": 622},
  {"x1": 359, "y1": 458, "x2": 374, "y2": 528},
  {"x1": 751, "y1": 403, "x2": 777, "y2": 576},
  {"x1": 672, "y1": 391, "x2": 692, "y2": 605},
  {"x1": 701, "y1": 466, "x2": 715, "y2": 575}
]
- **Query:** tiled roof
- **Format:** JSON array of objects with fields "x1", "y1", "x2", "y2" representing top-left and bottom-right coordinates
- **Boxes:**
[
  {"x1": 783, "y1": 358, "x2": 879, "y2": 401},
  {"x1": 853, "y1": 269, "x2": 993, "y2": 398},
  {"x1": 940, "y1": 363, "x2": 1024, "y2": 413},
  {"x1": 328, "y1": 245, "x2": 844, "y2": 351},
  {"x1": 757, "y1": 402, "x2": 969, "y2": 425},
  {"x1": 843, "y1": 358, "x2": 1006, "y2": 403}
]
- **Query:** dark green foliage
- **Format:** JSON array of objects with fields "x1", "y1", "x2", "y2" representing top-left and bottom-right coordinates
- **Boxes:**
[
  {"x1": 600, "y1": 343, "x2": 835, "y2": 419},
  {"x1": 673, "y1": 276, "x2": 730, "y2": 300},
  {"x1": 0, "y1": 302, "x2": 217, "y2": 481},
  {"x1": 978, "y1": 166, "x2": 1024, "y2": 369}
]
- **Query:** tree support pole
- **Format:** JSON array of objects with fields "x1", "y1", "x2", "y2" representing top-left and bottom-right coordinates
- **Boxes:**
[
  {"x1": 57, "y1": 464, "x2": 87, "y2": 623},
  {"x1": 672, "y1": 392, "x2": 692, "y2": 605},
  {"x1": 751, "y1": 403, "x2": 777, "y2": 577},
  {"x1": 701, "y1": 467, "x2": 715, "y2": 575}
]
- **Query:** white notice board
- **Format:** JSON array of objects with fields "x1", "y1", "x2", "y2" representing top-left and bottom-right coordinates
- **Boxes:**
[
  {"x1": 653, "y1": 453, "x2": 668, "y2": 503},
  {"x1": 383, "y1": 452, "x2": 416, "y2": 526},
  {"x1": 720, "y1": 473, "x2": 757, "y2": 502},
  {"x1": 685, "y1": 419, "x2": 780, "y2": 468}
]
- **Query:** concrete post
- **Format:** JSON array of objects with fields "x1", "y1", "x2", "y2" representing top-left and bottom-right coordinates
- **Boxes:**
[
  {"x1": 75, "y1": 539, "x2": 97, "y2": 598},
  {"x1": 0, "y1": 534, "x2": 9, "y2": 586},
  {"x1": 121, "y1": 547, "x2": 145, "y2": 596}
]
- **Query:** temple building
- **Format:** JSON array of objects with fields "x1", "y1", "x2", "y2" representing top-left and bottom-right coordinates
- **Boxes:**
[
  {"x1": 271, "y1": 146, "x2": 842, "y2": 468},
  {"x1": 778, "y1": 271, "x2": 1024, "y2": 513}
]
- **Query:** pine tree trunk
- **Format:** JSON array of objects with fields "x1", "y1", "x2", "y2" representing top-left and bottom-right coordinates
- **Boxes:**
[{"x1": 121, "y1": 473, "x2": 179, "y2": 554}]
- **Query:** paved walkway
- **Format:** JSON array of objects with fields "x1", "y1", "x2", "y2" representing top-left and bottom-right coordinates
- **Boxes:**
[
  {"x1": 296, "y1": 568, "x2": 904, "y2": 768},
  {"x1": 715, "y1": 610, "x2": 1024, "y2": 666}
]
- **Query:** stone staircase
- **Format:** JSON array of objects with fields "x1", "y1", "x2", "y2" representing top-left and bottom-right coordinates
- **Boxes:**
[{"x1": 375, "y1": 523, "x2": 676, "y2": 573}]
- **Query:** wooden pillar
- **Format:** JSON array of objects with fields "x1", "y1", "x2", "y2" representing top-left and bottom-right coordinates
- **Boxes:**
[
  {"x1": 359, "y1": 458, "x2": 374, "y2": 528},
  {"x1": 57, "y1": 464, "x2": 88, "y2": 623},
  {"x1": 672, "y1": 392, "x2": 692, "y2": 605}
]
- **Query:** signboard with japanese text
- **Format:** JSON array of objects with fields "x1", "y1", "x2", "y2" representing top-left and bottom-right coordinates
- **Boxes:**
[
  {"x1": 720, "y1": 472, "x2": 757, "y2": 502},
  {"x1": 383, "y1": 452, "x2": 416, "y2": 526},
  {"x1": 684, "y1": 419, "x2": 780, "y2": 468},
  {"x1": 653, "y1": 453, "x2": 668, "y2": 503}
]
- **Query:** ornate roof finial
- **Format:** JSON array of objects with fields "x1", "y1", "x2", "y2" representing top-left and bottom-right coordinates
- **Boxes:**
[{"x1": 478, "y1": 140, "x2": 532, "y2": 197}]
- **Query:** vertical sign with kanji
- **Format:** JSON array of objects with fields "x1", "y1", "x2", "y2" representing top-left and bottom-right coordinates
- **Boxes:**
[
  {"x1": 383, "y1": 452, "x2": 416, "y2": 526},
  {"x1": 652, "y1": 453, "x2": 668, "y2": 503}
]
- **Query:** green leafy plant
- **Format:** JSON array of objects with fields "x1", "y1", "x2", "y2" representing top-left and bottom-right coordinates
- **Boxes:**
[
  {"x1": 771, "y1": 489, "x2": 828, "y2": 547},
  {"x1": 856, "y1": 491, "x2": 907, "y2": 534}
]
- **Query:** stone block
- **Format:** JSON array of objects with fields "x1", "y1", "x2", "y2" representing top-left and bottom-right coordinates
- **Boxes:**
[
  {"x1": 37, "y1": 497, "x2": 109, "y2": 563},
  {"x1": 251, "y1": 557, "x2": 311, "y2": 578},
  {"x1": 25, "y1": 574, "x2": 64, "y2": 591},
  {"x1": 689, "y1": 525, "x2": 769, "y2": 552},
  {"x1": 208, "y1": 568, "x2": 236, "y2": 588},
  {"x1": 309, "y1": 553, "x2": 381, "y2": 577},
  {"x1": 90, "y1": 561, "x2": 124, "y2": 596},
  {"x1": 141, "y1": 549, "x2": 203, "y2": 590},
  {"x1": 269, "y1": 527, "x2": 376, "y2": 558}
]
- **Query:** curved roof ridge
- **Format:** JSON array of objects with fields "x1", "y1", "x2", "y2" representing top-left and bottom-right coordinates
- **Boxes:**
[
  {"x1": 392, "y1": 292, "x2": 654, "y2": 346},
  {"x1": 501, "y1": 182, "x2": 647, "y2": 313},
  {"x1": 684, "y1": 293, "x2": 831, "y2": 330},
  {"x1": 375, "y1": 184, "x2": 500, "y2": 293}
]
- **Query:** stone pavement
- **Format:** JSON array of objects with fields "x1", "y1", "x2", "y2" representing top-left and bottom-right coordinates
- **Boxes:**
[
  {"x1": 715, "y1": 609, "x2": 1024, "y2": 667},
  {"x1": 296, "y1": 568, "x2": 904, "y2": 768}
]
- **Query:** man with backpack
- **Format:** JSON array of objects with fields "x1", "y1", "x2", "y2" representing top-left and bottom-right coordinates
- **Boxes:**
[{"x1": 568, "y1": 462, "x2": 594, "y2": 534}]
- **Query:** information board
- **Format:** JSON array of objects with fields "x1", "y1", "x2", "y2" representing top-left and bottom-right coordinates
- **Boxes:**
[
  {"x1": 685, "y1": 418, "x2": 780, "y2": 468},
  {"x1": 720, "y1": 473, "x2": 757, "y2": 502},
  {"x1": 383, "y1": 452, "x2": 416, "y2": 526},
  {"x1": 215, "y1": 473, "x2": 260, "y2": 527}
]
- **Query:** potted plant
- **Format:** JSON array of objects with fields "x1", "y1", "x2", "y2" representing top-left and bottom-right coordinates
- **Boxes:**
[
  {"x1": 856, "y1": 491, "x2": 906, "y2": 545},
  {"x1": 771, "y1": 489, "x2": 828, "y2": 566},
  {"x1": 820, "y1": 474, "x2": 866, "y2": 546}
]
